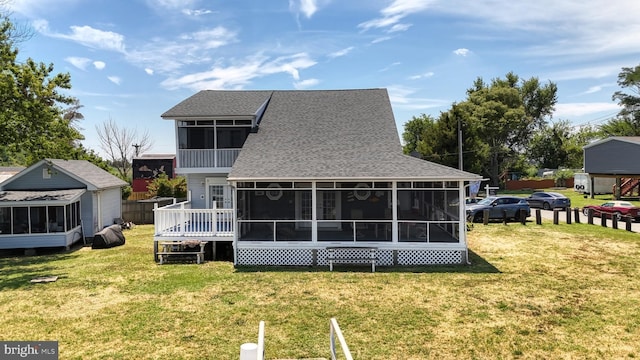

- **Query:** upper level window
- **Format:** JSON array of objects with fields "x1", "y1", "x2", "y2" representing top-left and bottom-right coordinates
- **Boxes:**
[{"x1": 178, "y1": 120, "x2": 251, "y2": 150}]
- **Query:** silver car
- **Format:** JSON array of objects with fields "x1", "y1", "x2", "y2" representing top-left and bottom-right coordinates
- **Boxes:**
[
  {"x1": 466, "y1": 196, "x2": 531, "y2": 222},
  {"x1": 525, "y1": 192, "x2": 571, "y2": 210}
]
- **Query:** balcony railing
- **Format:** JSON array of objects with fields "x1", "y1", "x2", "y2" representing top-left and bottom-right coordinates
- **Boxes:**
[
  {"x1": 154, "y1": 201, "x2": 234, "y2": 237},
  {"x1": 178, "y1": 149, "x2": 241, "y2": 168}
]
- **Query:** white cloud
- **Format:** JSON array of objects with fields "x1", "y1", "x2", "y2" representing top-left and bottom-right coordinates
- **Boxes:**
[
  {"x1": 160, "y1": 53, "x2": 317, "y2": 91},
  {"x1": 145, "y1": 68, "x2": 154, "y2": 75},
  {"x1": 148, "y1": 0, "x2": 196, "y2": 9},
  {"x1": 65, "y1": 56, "x2": 91, "y2": 70},
  {"x1": 431, "y1": 0, "x2": 640, "y2": 60},
  {"x1": 108, "y1": 76, "x2": 122, "y2": 85},
  {"x1": 387, "y1": 85, "x2": 450, "y2": 110},
  {"x1": 294, "y1": 78, "x2": 320, "y2": 89},
  {"x1": 389, "y1": 23, "x2": 412, "y2": 33},
  {"x1": 328, "y1": 47, "x2": 354, "y2": 59},
  {"x1": 544, "y1": 64, "x2": 621, "y2": 82},
  {"x1": 358, "y1": 0, "x2": 433, "y2": 32},
  {"x1": 409, "y1": 71, "x2": 434, "y2": 80},
  {"x1": 126, "y1": 26, "x2": 238, "y2": 73},
  {"x1": 93, "y1": 61, "x2": 106, "y2": 70},
  {"x1": 453, "y1": 48, "x2": 470, "y2": 56},
  {"x1": 182, "y1": 9, "x2": 213, "y2": 16},
  {"x1": 371, "y1": 36, "x2": 393, "y2": 44},
  {"x1": 554, "y1": 102, "x2": 620, "y2": 118},
  {"x1": 379, "y1": 62, "x2": 402, "y2": 72},
  {"x1": 33, "y1": 20, "x2": 126, "y2": 53},
  {"x1": 289, "y1": 0, "x2": 320, "y2": 19}
]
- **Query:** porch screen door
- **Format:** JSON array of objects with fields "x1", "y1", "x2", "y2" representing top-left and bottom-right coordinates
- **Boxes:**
[
  {"x1": 317, "y1": 190, "x2": 341, "y2": 230},
  {"x1": 205, "y1": 178, "x2": 232, "y2": 209}
]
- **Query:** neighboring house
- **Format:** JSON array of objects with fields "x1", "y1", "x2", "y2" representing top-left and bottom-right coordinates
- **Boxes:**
[
  {"x1": 583, "y1": 136, "x2": 640, "y2": 198},
  {"x1": 0, "y1": 159, "x2": 127, "y2": 250},
  {"x1": 131, "y1": 154, "x2": 176, "y2": 198},
  {"x1": 155, "y1": 89, "x2": 483, "y2": 266}
]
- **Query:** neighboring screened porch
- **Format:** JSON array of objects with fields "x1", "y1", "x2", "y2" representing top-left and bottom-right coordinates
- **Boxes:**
[
  {"x1": 0, "y1": 189, "x2": 85, "y2": 249},
  {"x1": 234, "y1": 180, "x2": 463, "y2": 244}
]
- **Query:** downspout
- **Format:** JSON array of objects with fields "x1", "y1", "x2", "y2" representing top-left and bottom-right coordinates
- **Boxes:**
[{"x1": 96, "y1": 190, "x2": 103, "y2": 233}]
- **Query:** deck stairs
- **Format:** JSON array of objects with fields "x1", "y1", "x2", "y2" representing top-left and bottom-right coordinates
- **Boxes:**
[
  {"x1": 621, "y1": 178, "x2": 640, "y2": 197},
  {"x1": 242, "y1": 318, "x2": 352, "y2": 360}
]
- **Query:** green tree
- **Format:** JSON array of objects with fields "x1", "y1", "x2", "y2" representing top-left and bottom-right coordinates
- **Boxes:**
[
  {"x1": 146, "y1": 175, "x2": 187, "y2": 198},
  {"x1": 404, "y1": 72, "x2": 557, "y2": 185},
  {"x1": 529, "y1": 121, "x2": 571, "y2": 169},
  {"x1": 0, "y1": 15, "x2": 86, "y2": 165},
  {"x1": 600, "y1": 64, "x2": 640, "y2": 136}
]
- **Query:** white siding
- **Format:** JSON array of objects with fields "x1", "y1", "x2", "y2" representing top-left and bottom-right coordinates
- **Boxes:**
[
  {"x1": 99, "y1": 187, "x2": 123, "y2": 229},
  {"x1": 0, "y1": 231, "x2": 82, "y2": 249},
  {"x1": 187, "y1": 174, "x2": 208, "y2": 209}
]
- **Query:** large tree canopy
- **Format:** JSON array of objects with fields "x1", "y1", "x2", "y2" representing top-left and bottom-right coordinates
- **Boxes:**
[
  {"x1": 404, "y1": 72, "x2": 558, "y2": 185},
  {"x1": 0, "y1": 15, "x2": 89, "y2": 165},
  {"x1": 600, "y1": 64, "x2": 640, "y2": 136}
]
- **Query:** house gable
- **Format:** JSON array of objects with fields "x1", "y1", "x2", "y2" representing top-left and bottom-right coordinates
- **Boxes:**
[
  {"x1": 1, "y1": 159, "x2": 126, "y2": 191},
  {"x1": 228, "y1": 89, "x2": 480, "y2": 181},
  {"x1": 584, "y1": 137, "x2": 640, "y2": 176}
]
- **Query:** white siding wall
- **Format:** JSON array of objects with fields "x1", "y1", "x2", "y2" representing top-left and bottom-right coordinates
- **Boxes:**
[
  {"x1": 0, "y1": 232, "x2": 82, "y2": 249},
  {"x1": 99, "y1": 187, "x2": 123, "y2": 229},
  {"x1": 187, "y1": 174, "x2": 208, "y2": 209}
]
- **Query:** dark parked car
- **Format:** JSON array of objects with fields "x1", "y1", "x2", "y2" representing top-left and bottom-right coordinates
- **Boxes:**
[
  {"x1": 583, "y1": 201, "x2": 640, "y2": 221},
  {"x1": 466, "y1": 196, "x2": 531, "y2": 223},
  {"x1": 525, "y1": 192, "x2": 571, "y2": 210}
]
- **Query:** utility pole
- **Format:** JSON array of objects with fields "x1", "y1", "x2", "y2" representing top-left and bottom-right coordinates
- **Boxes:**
[{"x1": 132, "y1": 143, "x2": 140, "y2": 157}]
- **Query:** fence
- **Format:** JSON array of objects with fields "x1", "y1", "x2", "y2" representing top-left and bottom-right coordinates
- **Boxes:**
[
  {"x1": 505, "y1": 178, "x2": 574, "y2": 191},
  {"x1": 121, "y1": 198, "x2": 178, "y2": 224}
]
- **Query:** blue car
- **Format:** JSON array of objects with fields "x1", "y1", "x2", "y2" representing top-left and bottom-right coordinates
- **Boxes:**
[
  {"x1": 466, "y1": 196, "x2": 531, "y2": 222},
  {"x1": 525, "y1": 192, "x2": 571, "y2": 210}
]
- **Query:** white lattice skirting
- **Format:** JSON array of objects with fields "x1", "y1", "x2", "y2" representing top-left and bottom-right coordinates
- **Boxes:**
[{"x1": 236, "y1": 248, "x2": 465, "y2": 266}]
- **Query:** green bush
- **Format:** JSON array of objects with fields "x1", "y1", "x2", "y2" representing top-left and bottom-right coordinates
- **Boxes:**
[
  {"x1": 554, "y1": 169, "x2": 574, "y2": 187},
  {"x1": 146, "y1": 174, "x2": 187, "y2": 198}
]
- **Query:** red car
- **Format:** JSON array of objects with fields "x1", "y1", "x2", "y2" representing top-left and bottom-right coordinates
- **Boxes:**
[{"x1": 582, "y1": 201, "x2": 640, "y2": 222}]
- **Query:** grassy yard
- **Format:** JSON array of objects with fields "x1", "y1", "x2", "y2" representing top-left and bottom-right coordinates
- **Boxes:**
[{"x1": 1, "y1": 223, "x2": 639, "y2": 359}]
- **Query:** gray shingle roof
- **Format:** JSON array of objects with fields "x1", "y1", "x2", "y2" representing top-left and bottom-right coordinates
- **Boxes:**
[
  {"x1": 0, "y1": 189, "x2": 85, "y2": 203},
  {"x1": 584, "y1": 136, "x2": 640, "y2": 149},
  {"x1": 161, "y1": 90, "x2": 273, "y2": 118},
  {"x1": 227, "y1": 89, "x2": 481, "y2": 181},
  {"x1": 48, "y1": 159, "x2": 127, "y2": 190}
]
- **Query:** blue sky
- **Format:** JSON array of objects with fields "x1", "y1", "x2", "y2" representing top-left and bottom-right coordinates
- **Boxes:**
[{"x1": 7, "y1": 0, "x2": 640, "y2": 157}]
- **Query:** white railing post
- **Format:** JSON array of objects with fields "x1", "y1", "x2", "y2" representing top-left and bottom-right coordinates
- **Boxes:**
[
  {"x1": 257, "y1": 321, "x2": 265, "y2": 360},
  {"x1": 329, "y1": 318, "x2": 353, "y2": 360}
]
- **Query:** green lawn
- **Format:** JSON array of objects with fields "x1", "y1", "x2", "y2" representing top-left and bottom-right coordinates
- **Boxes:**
[{"x1": 1, "y1": 223, "x2": 639, "y2": 359}]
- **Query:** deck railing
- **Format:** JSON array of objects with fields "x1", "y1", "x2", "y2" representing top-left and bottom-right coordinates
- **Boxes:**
[
  {"x1": 178, "y1": 149, "x2": 241, "y2": 168},
  {"x1": 330, "y1": 318, "x2": 353, "y2": 360},
  {"x1": 154, "y1": 201, "x2": 234, "y2": 237}
]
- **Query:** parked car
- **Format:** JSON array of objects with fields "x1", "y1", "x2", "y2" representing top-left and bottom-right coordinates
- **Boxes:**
[
  {"x1": 466, "y1": 196, "x2": 531, "y2": 223},
  {"x1": 525, "y1": 191, "x2": 571, "y2": 210},
  {"x1": 582, "y1": 201, "x2": 640, "y2": 221},
  {"x1": 465, "y1": 197, "x2": 482, "y2": 205}
]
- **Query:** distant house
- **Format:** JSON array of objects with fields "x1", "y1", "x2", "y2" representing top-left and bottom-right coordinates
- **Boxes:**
[
  {"x1": 131, "y1": 154, "x2": 176, "y2": 195},
  {"x1": 154, "y1": 89, "x2": 483, "y2": 266},
  {"x1": 583, "y1": 136, "x2": 640, "y2": 198},
  {"x1": 0, "y1": 159, "x2": 127, "y2": 251}
]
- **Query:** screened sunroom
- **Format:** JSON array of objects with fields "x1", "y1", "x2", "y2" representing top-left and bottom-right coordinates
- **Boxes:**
[
  {"x1": 0, "y1": 189, "x2": 84, "y2": 249},
  {"x1": 234, "y1": 180, "x2": 462, "y2": 244}
]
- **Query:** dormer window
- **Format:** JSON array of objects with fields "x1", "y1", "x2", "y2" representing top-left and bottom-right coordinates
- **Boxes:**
[{"x1": 177, "y1": 119, "x2": 252, "y2": 150}]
